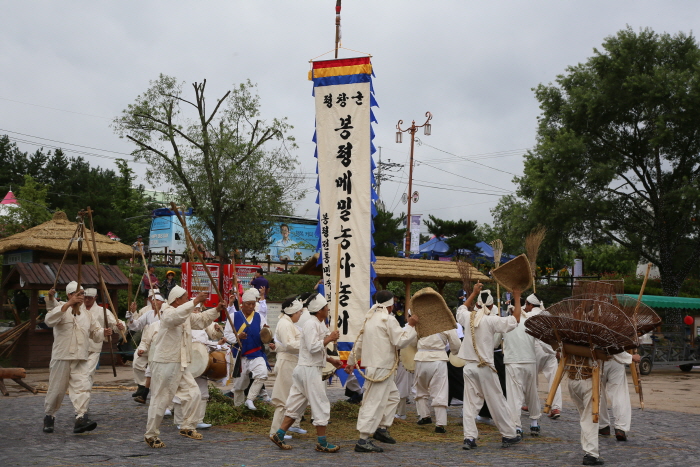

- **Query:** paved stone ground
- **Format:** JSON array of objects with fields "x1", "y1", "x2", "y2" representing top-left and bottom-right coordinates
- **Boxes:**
[{"x1": 1, "y1": 384, "x2": 699, "y2": 467}]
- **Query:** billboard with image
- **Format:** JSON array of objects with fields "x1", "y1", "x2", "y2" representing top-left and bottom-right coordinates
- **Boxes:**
[{"x1": 268, "y1": 220, "x2": 318, "y2": 262}]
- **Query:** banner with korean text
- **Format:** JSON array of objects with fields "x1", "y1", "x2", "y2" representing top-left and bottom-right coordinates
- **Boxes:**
[{"x1": 309, "y1": 57, "x2": 378, "y2": 363}]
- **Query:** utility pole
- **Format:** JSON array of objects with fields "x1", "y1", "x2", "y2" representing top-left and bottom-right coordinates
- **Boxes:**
[
  {"x1": 396, "y1": 111, "x2": 432, "y2": 255},
  {"x1": 377, "y1": 146, "x2": 382, "y2": 199}
]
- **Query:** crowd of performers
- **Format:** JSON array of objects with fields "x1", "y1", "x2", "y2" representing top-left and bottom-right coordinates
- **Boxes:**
[{"x1": 40, "y1": 279, "x2": 640, "y2": 465}]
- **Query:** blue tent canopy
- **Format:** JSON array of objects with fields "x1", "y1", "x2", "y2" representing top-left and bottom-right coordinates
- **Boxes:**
[{"x1": 419, "y1": 236, "x2": 450, "y2": 256}]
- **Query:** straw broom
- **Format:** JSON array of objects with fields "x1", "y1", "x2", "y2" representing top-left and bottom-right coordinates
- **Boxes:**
[
  {"x1": 457, "y1": 260, "x2": 474, "y2": 296},
  {"x1": 525, "y1": 226, "x2": 546, "y2": 293}
]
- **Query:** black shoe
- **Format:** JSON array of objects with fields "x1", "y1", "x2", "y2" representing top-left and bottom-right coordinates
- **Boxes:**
[
  {"x1": 501, "y1": 435, "x2": 522, "y2": 448},
  {"x1": 43, "y1": 415, "x2": 54, "y2": 433},
  {"x1": 598, "y1": 426, "x2": 610, "y2": 436},
  {"x1": 74, "y1": 416, "x2": 97, "y2": 434},
  {"x1": 516, "y1": 428, "x2": 523, "y2": 437},
  {"x1": 530, "y1": 425, "x2": 540, "y2": 437},
  {"x1": 355, "y1": 439, "x2": 384, "y2": 453},
  {"x1": 462, "y1": 438, "x2": 477, "y2": 450},
  {"x1": 435, "y1": 426, "x2": 446, "y2": 433},
  {"x1": 615, "y1": 429, "x2": 627, "y2": 441},
  {"x1": 417, "y1": 417, "x2": 433, "y2": 425},
  {"x1": 373, "y1": 428, "x2": 396, "y2": 444},
  {"x1": 132, "y1": 384, "x2": 145, "y2": 398},
  {"x1": 583, "y1": 454, "x2": 605, "y2": 465},
  {"x1": 135, "y1": 387, "x2": 150, "y2": 404}
]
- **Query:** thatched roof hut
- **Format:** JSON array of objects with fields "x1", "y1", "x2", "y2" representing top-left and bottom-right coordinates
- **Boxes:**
[{"x1": 0, "y1": 211, "x2": 133, "y2": 260}]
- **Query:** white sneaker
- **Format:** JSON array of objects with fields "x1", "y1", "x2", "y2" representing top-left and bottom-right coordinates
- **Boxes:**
[
  {"x1": 284, "y1": 434, "x2": 293, "y2": 440},
  {"x1": 245, "y1": 399, "x2": 257, "y2": 411},
  {"x1": 288, "y1": 427, "x2": 307, "y2": 434},
  {"x1": 196, "y1": 423, "x2": 212, "y2": 429},
  {"x1": 176, "y1": 425, "x2": 180, "y2": 429},
  {"x1": 394, "y1": 414, "x2": 407, "y2": 420},
  {"x1": 164, "y1": 409, "x2": 172, "y2": 417}
]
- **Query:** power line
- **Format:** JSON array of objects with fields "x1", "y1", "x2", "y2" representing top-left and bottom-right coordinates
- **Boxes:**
[{"x1": 0, "y1": 97, "x2": 112, "y2": 120}]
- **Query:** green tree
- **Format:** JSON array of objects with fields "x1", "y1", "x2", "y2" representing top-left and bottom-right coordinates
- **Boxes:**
[
  {"x1": 372, "y1": 208, "x2": 406, "y2": 257},
  {"x1": 580, "y1": 243, "x2": 637, "y2": 275},
  {"x1": 423, "y1": 214, "x2": 480, "y2": 254},
  {"x1": 0, "y1": 174, "x2": 52, "y2": 236},
  {"x1": 501, "y1": 27, "x2": 700, "y2": 295},
  {"x1": 113, "y1": 75, "x2": 302, "y2": 261},
  {"x1": 110, "y1": 159, "x2": 158, "y2": 241}
]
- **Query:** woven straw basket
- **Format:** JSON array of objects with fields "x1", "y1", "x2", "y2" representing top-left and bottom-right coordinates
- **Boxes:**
[
  {"x1": 491, "y1": 254, "x2": 533, "y2": 292},
  {"x1": 411, "y1": 287, "x2": 457, "y2": 337}
]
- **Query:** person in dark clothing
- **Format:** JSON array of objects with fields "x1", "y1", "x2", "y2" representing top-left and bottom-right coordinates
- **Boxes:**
[
  {"x1": 161, "y1": 271, "x2": 178, "y2": 299},
  {"x1": 250, "y1": 268, "x2": 270, "y2": 299}
]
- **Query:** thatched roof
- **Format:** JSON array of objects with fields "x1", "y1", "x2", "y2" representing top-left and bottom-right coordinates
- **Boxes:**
[
  {"x1": 0, "y1": 211, "x2": 133, "y2": 259},
  {"x1": 297, "y1": 253, "x2": 491, "y2": 283},
  {"x1": 373, "y1": 256, "x2": 491, "y2": 283}
]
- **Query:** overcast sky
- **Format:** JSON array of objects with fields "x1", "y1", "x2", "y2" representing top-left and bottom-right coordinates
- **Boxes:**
[{"x1": 1, "y1": 1, "x2": 697, "y2": 231}]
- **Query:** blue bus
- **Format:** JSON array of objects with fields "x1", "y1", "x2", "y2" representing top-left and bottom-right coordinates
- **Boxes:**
[{"x1": 148, "y1": 208, "x2": 191, "y2": 257}]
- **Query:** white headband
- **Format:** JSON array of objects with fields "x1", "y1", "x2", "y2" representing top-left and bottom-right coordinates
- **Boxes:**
[
  {"x1": 283, "y1": 299, "x2": 303, "y2": 315},
  {"x1": 526, "y1": 294, "x2": 540, "y2": 306},
  {"x1": 66, "y1": 281, "x2": 84, "y2": 295},
  {"x1": 477, "y1": 290, "x2": 494, "y2": 307},
  {"x1": 307, "y1": 294, "x2": 328, "y2": 313},
  {"x1": 84, "y1": 288, "x2": 97, "y2": 297},
  {"x1": 167, "y1": 285, "x2": 187, "y2": 305},
  {"x1": 153, "y1": 294, "x2": 165, "y2": 302},
  {"x1": 242, "y1": 289, "x2": 258, "y2": 302}
]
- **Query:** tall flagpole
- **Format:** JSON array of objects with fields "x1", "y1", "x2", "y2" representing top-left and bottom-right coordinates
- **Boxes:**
[{"x1": 335, "y1": 0, "x2": 341, "y2": 58}]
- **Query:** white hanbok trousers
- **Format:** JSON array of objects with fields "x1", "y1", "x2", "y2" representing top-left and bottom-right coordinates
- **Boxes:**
[
  {"x1": 175, "y1": 376, "x2": 209, "y2": 426},
  {"x1": 232, "y1": 356, "x2": 268, "y2": 406},
  {"x1": 145, "y1": 362, "x2": 200, "y2": 438},
  {"x1": 505, "y1": 363, "x2": 541, "y2": 429},
  {"x1": 598, "y1": 360, "x2": 631, "y2": 432},
  {"x1": 133, "y1": 350, "x2": 148, "y2": 386},
  {"x1": 356, "y1": 367, "x2": 400, "y2": 437},
  {"x1": 45, "y1": 359, "x2": 92, "y2": 418},
  {"x1": 269, "y1": 358, "x2": 301, "y2": 434},
  {"x1": 284, "y1": 365, "x2": 330, "y2": 426},
  {"x1": 569, "y1": 378, "x2": 599, "y2": 458},
  {"x1": 537, "y1": 352, "x2": 562, "y2": 411},
  {"x1": 414, "y1": 361, "x2": 449, "y2": 426},
  {"x1": 462, "y1": 362, "x2": 517, "y2": 440}
]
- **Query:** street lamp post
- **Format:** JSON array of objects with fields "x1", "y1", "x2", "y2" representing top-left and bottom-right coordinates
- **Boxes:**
[{"x1": 396, "y1": 111, "x2": 432, "y2": 255}]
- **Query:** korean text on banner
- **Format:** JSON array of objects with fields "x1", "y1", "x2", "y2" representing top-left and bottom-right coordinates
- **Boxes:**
[{"x1": 310, "y1": 56, "x2": 378, "y2": 363}]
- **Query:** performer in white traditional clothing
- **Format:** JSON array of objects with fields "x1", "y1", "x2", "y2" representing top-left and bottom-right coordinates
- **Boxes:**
[
  {"x1": 456, "y1": 283, "x2": 522, "y2": 450},
  {"x1": 345, "y1": 290, "x2": 418, "y2": 453},
  {"x1": 173, "y1": 322, "x2": 227, "y2": 430},
  {"x1": 143, "y1": 286, "x2": 223, "y2": 448},
  {"x1": 270, "y1": 293, "x2": 342, "y2": 453},
  {"x1": 224, "y1": 289, "x2": 272, "y2": 409},
  {"x1": 598, "y1": 351, "x2": 640, "y2": 441},
  {"x1": 134, "y1": 297, "x2": 165, "y2": 404},
  {"x1": 81, "y1": 288, "x2": 125, "y2": 387},
  {"x1": 127, "y1": 289, "x2": 161, "y2": 400},
  {"x1": 527, "y1": 294, "x2": 562, "y2": 419},
  {"x1": 502, "y1": 296, "x2": 541, "y2": 437},
  {"x1": 43, "y1": 281, "x2": 112, "y2": 434},
  {"x1": 413, "y1": 328, "x2": 461, "y2": 432},
  {"x1": 269, "y1": 296, "x2": 305, "y2": 438},
  {"x1": 568, "y1": 356, "x2": 605, "y2": 466}
]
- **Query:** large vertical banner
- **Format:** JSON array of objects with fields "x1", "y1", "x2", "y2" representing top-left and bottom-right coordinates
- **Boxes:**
[
  {"x1": 310, "y1": 57, "x2": 378, "y2": 362},
  {"x1": 410, "y1": 214, "x2": 422, "y2": 254}
]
